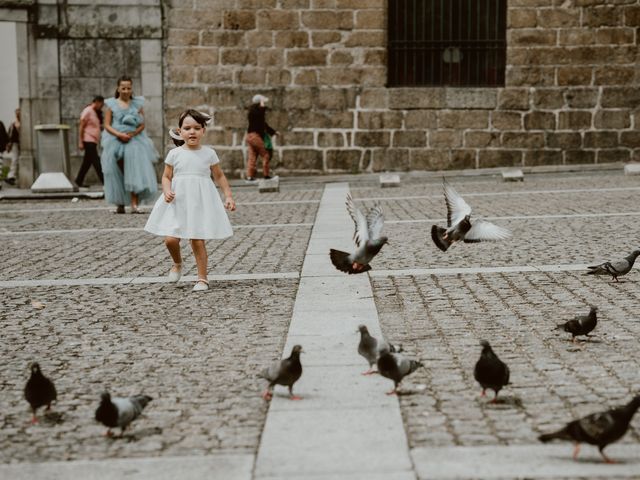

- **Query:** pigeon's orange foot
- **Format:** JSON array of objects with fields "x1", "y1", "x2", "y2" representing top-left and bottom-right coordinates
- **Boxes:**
[
  {"x1": 572, "y1": 444, "x2": 580, "y2": 460},
  {"x1": 480, "y1": 389, "x2": 486, "y2": 397},
  {"x1": 361, "y1": 369, "x2": 377, "y2": 375},
  {"x1": 385, "y1": 389, "x2": 397, "y2": 396},
  {"x1": 104, "y1": 430, "x2": 113, "y2": 438},
  {"x1": 261, "y1": 390, "x2": 273, "y2": 401},
  {"x1": 289, "y1": 395, "x2": 303, "y2": 401},
  {"x1": 30, "y1": 415, "x2": 38, "y2": 425},
  {"x1": 352, "y1": 262, "x2": 365, "y2": 271}
]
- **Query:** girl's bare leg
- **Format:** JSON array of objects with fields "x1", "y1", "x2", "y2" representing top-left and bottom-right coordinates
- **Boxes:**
[
  {"x1": 131, "y1": 192, "x2": 139, "y2": 210},
  {"x1": 190, "y1": 239, "x2": 208, "y2": 280},
  {"x1": 165, "y1": 236, "x2": 182, "y2": 268}
]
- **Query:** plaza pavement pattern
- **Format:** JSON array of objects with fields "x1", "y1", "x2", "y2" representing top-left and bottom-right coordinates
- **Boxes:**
[{"x1": 1, "y1": 171, "x2": 639, "y2": 479}]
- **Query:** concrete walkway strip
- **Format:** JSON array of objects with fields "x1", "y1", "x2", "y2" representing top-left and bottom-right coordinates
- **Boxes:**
[
  {"x1": 0, "y1": 223, "x2": 313, "y2": 236},
  {"x1": 0, "y1": 453, "x2": 254, "y2": 480},
  {"x1": 254, "y1": 183, "x2": 415, "y2": 479},
  {"x1": 370, "y1": 264, "x2": 590, "y2": 277},
  {"x1": 411, "y1": 444, "x2": 640, "y2": 479},
  {"x1": 386, "y1": 211, "x2": 640, "y2": 224},
  {"x1": 0, "y1": 272, "x2": 299, "y2": 288}
]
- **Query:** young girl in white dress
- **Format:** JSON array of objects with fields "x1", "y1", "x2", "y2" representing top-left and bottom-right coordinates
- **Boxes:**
[{"x1": 144, "y1": 110, "x2": 235, "y2": 292}]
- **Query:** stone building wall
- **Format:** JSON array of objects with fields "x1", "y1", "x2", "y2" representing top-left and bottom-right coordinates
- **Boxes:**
[{"x1": 165, "y1": 0, "x2": 640, "y2": 177}]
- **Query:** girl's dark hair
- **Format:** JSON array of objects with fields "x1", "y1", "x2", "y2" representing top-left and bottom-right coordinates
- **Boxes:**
[
  {"x1": 178, "y1": 109, "x2": 212, "y2": 128},
  {"x1": 93, "y1": 95, "x2": 104, "y2": 103},
  {"x1": 114, "y1": 76, "x2": 133, "y2": 99}
]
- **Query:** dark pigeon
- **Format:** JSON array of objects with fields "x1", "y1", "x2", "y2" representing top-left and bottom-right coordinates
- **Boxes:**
[
  {"x1": 586, "y1": 249, "x2": 640, "y2": 282},
  {"x1": 357, "y1": 324, "x2": 402, "y2": 375},
  {"x1": 555, "y1": 306, "x2": 598, "y2": 342},
  {"x1": 24, "y1": 362, "x2": 57, "y2": 424},
  {"x1": 538, "y1": 395, "x2": 640, "y2": 463},
  {"x1": 431, "y1": 179, "x2": 511, "y2": 252},
  {"x1": 95, "y1": 392, "x2": 152, "y2": 437},
  {"x1": 330, "y1": 194, "x2": 388, "y2": 274},
  {"x1": 473, "y1": 340, "x2": 510, "y2": 403},
  {"x1": 259, "y1": 345, "x2": 303, "y2": 400},
  {"x1": 377, "y1": 348, "x2": 422, "y2": 395}
]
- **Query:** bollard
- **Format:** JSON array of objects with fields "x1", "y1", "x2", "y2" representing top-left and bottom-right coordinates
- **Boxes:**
[{"x1": 31, "y1": 124, "x2": 75, "y2": 192}]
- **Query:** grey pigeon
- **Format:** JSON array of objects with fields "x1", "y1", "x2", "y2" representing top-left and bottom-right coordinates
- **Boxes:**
[
  {"x1": 357, "y1": 325, "x2": 401, "y2": 375},
  {"x1": 377, "y1": 348, "x2": 423, "y2": 395},
  {"x1": 95, "y1": 392, "x2": 152, "y2": 437},
  {"x1": 330, "y1": 194, "x2": 388, "y2": 274},
  {"x1": 259, "y1": 345, "x2": 303, "y2": 400},
  {"x1": 24, "y1": 362, "x2": 57, "y2": 424},
  {"x1": 473, "y1": 340, "x2": 510, "y2": 403},
  {"x1": 586, "y1": 249, "x2": 640, "y2": 282},
  {"x1": 538, "y1": 395, "x2": 640, "y2": 463},
  {"x1": 555, "y1": 306, "x2": 597, "y2": 342},
  {"x1": 431, "y1": 179, "x2": 511, "y2": 252}
]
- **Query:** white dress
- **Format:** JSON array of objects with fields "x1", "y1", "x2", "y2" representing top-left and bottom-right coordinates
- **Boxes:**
[{"x1": 144, "y1": 146, "x2": 233, "y2": 239}]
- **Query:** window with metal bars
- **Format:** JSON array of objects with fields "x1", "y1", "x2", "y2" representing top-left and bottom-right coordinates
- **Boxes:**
[{"x1": 387, "y1": 0, "x2": 507, "y2": 87}]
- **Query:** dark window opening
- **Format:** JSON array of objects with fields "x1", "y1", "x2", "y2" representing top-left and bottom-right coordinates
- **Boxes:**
[{"x1": 388, "y1": 0, "x2": 507, "y2": 87}]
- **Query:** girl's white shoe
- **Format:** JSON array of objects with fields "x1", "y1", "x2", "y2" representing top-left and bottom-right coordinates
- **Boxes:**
[
  {"x1": 168, "y1": 263, "x2": 182, "y2": 282},
  {"x1": 192, "y1": 279, "x2": 209, "y2": 292}
]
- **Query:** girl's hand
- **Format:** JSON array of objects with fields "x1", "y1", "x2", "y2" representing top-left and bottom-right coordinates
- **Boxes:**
[
  {"x1": 224, "y1": 197, "x2": 236, "y2": 211},
  {"x1": 118, "y1": 132, "x2": 131, "y2": 143},
  {"x1": 164, "y1": 190, "x2": 176, "y2": 203}
]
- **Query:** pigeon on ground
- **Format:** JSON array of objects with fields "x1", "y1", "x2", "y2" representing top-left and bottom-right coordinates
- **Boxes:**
[
  {"x1": 473, "y1": 340, "x2": 510, "y2": 403},
  {"x1": 586, "y1": 249, "x2": 640, "y2": 282},
  {"x1": 377, "y1": 348, "x2": 423, "y2": 395},
  {"x1": 95, "y1": 392, "x2": 152, "y2": 437},
  {"x1": 357, "y1": 325, "x2": 402, "y2": 375},
  {"x1": 24, "y1": 362, "x2": 57, "y2": 424},
  {"x1": 555, "y1": 306, "x2": 598, "y2": 342},
  {"x1": 431, "y1": 179, "x2": 511, "y2": 252},
  {"x1": 330, "y1": 194, "x2": 388, "y2": 274},
  {"x1": 259, "y1": 345, "x2": 303, "y2": 401},
  {"x1": 538, "y1": 395, "x2": 640, "y2": 463}
]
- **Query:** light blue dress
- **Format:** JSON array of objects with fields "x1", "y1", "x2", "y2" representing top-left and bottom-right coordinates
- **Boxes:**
[{"x1": 100, "y1": 96, "x2": 159, "y2": 206}]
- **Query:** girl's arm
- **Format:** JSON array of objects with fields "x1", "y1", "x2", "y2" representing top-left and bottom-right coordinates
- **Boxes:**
[
  {"x1": 162, "y1": 164, "x2": 175, "y2": 203},
  {"x1": 103, "y1": 108, "x2": 130, "y2": 143},
  {"x1": 211, "y1": 164, "x2": 236, "y2": 211}
]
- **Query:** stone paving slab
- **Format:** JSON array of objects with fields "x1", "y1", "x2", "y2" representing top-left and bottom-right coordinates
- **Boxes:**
[
  {"x1": 0, "y1": 226, "x2": 311, "y2": 280},
  {"x1": 0, "y1": 453, "x2": 254, "y2": 480},
  {"x1": 371, "y1": 272, "x2": 640, "y2": 451},
  {"x1": 0, "y1": 280, "x2": 298, "y2": 463},
  {"x1": 411, "y1": 445, "x2": 640, "y2": 479}
]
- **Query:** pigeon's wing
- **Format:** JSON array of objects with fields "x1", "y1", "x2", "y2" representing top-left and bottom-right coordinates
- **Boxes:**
[
  {"x1": 112, "y1": 398, "x2": 138, "y2": 428},
  {"x1": 366, "y1": 205, "x2": 384, "y2": 240},
  {"x1": 464, "y1": 220, "x2": 512, "y2": 242},
  {"x1": 346, "y1": 194, "x2": 369, "y2": 247},
  {"x1": 260, "y1": 360, "x2": 282, "y2": 382},
  {"x1": 607, "y1": 259, "x2": 629, "y2": 274},
  {"x1": 443, "y1": 181, "x2": 472, "y2": 227},
  {"x1": 578, "y1": 411, "x2": 615, "y2": 441}
]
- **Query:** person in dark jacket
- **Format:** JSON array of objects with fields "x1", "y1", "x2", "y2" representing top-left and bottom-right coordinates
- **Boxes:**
[{"x1": 245, "y1": 94, "x2": 278, "y2": 182}]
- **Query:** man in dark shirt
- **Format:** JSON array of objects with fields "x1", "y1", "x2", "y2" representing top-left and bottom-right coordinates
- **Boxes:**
[{"x1": 245, "y1": 94, "x2": 277, "y2": 182}]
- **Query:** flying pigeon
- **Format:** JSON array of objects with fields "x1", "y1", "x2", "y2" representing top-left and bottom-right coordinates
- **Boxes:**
[
  {"x1": 377, "y1": 348, "x2": 423, "y2": 395},
  {"x1": 259, "y1": 345, "x2": 303, "y2": 401},
  {"x1": 24, "y1": 362, "x2": 57, "y2": 424},
  {"x1": 586, "y1": 249, "x2": 640, "y2": 282},
  {"x1": 473, "y1": 340, "x2": 510, "y2": 403},
  {"x1": 538, "y1": 395, "x2": 640, "y2": 463},
  {"x1": 555, "y1": 306, "x2": 598, "y2": 342},
  {"x1": 357, "y1": 325, "x2": 402, "y2": 375},
  {"x1": 431, "y1": 179, "x2": 511, "y2": 252},
  {"x1": 330, "y1": 194, "x2": 388, "y2": 274},
  {"x1": 95, "y1": 392, "x2": 152, "y2": 437}
]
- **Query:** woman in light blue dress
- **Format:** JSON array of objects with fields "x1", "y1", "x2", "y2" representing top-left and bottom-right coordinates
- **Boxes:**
[{"x1": 101, "y1": 76, "x2": 158, "y2": 213}]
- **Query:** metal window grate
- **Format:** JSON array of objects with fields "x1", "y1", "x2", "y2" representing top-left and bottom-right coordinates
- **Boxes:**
[{"x1": 388, "y1": 0, "x2": 507, "y2": 87}]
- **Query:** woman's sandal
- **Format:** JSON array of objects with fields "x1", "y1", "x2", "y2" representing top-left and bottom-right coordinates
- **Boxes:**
[
  {"x1": 114, "y1": 205, "x2": 125, "y2": 214},
  {"x1": 168, "y1": 263, "x2": 182, "y2": 282},
  {"x1": 130, "y1": 206, "x2": 143, "y2": 214},
  {"x1": 192, "y1": 278, "x2": 209, "y2": 292}
]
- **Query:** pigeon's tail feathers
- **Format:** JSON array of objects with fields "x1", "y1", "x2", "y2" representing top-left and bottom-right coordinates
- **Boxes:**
[
  {"x1": 586, "y1": 263, "x2": 609, "y2": 275},
  {"x1": 329, "y1": 249, "x2": 370, "y2": 274},
  {"x1": 408, "y1": 360, "x2": 424, "y2": 375},
  {"x1": 131, "y1": 395, "x2": 152, "y2": 411},
  {"x1": 538, "y1": 428, "x2": 572, "y2": 443},
  {"x1": 431, "y1": 225, "x2": 451, "y2": 252}
]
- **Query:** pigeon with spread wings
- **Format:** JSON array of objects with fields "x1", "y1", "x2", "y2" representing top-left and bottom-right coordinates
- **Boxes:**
[
  {"x1": 330, "y1": 194, "x2": 388, "y2": 274},
  {"x1": 431, "y1": 179, "x2": 512, "y2": 252}
]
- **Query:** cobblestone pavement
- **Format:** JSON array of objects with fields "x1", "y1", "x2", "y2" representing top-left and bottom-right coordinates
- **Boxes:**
[{"x1": 2, "y1": 170, "x2": 640, "y2": 473}]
